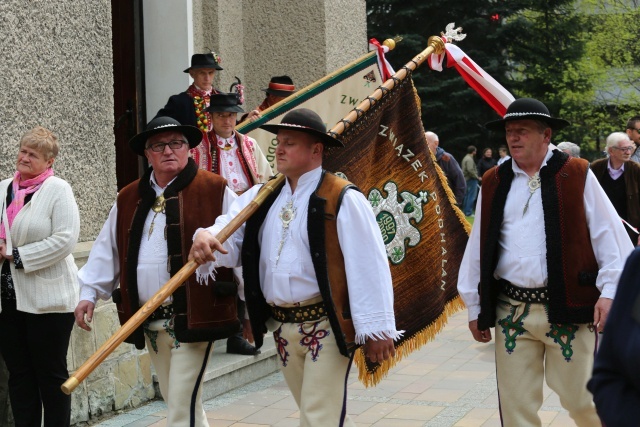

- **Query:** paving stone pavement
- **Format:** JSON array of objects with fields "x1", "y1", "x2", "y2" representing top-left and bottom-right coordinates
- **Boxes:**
[{"x1": 91, "y1": 309, "x2": 577, "y2": 427}]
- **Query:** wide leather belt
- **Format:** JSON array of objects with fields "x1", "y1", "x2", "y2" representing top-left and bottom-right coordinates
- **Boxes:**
[
  {"x1": 271, "y1": 301, "x2": 327, "y2": 323},
  {"x1": 149, "y1": 304, "x2": 174, "y2": 321},
  {"x1": 500, "y1": 279, "x2": 549, "y2": 303}
]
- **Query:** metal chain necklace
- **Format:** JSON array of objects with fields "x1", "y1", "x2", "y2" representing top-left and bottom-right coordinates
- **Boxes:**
[
  {"x1": 523, "y1": 173, "x2": 540, "y2": 217},
  {"x1": 275, "y1": 199, "x2": 296, "y2": 266}
]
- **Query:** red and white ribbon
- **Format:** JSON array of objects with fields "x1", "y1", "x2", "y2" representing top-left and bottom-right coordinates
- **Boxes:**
[
  {"x1": 428, "y1": 38, "x2": 514, "y2": 116},
  {"x1": 369, "y1": 38, "x2": 395, "y2": 81}
]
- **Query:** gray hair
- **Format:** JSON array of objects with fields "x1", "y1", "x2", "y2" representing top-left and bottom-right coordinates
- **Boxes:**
[
  {"x1": 605, "y1": 132, "x2": 632, "y2": 150},
  {"x1": 556, "y1": 141, "x2": 580, "y2": 158}
]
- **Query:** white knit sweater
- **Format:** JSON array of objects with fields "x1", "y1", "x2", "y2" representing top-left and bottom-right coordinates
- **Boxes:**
[{"x1": 0, "y1": 176, "x2": 80, "y2": 313}]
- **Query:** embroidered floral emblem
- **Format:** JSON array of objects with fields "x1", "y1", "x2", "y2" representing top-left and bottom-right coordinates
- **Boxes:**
[
  {"x1": 163, "y1": 318, "x2": 180, "y2": 349},
  {"x1": 143, "y1": 326, "x2": 159, "y2": 354},
  {"x1": 299, "y1": 321, "x2": 330, "y2": 362},
  {"x1": 273, "y1": 325, "x2": 290, "y2": 366},
  {"x1": 546, "y1": 323, "x2": 579, "y2": 361},
  {"x1": 367, "y1": 181, "x2": 427, "y2": 264},
  {"x1": 498, "y1": 303, "x2": 531, "y2": 354}
]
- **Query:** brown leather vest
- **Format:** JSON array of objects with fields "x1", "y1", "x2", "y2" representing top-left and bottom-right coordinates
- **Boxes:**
[
  {"x1": 478, "y1": 152, "x2": 600, "y2": 329},
  {"x1": 115, "y1": 163, "x2": 238, "y2": 348}
]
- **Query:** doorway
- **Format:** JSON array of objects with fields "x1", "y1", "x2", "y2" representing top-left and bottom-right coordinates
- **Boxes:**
[{"x1": 112, "y1": 0, "x2": 146, "y2": 190}]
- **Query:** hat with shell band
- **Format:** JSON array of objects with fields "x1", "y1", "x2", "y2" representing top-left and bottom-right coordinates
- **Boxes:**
[
  {"x1": 260, "y1": 108, "x2": 344, "y2": 147},
  {"x1": 129, "y1": 117, "x2": 202, "y2": 156},
  {"x1": 484, "y1": 98, "x2": 570, "y2": 131}
]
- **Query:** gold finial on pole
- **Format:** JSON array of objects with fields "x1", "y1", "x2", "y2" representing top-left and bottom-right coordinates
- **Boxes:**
[{"x1": 382, "y1": 36, "x2": 403, "y2": 51}]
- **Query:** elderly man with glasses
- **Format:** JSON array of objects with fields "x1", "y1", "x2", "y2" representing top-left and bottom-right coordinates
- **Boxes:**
[
  {"x1": 74, "y1": 117, "x2": 239, "y2": 427},
  {"x1": 592, "y1": 131, "x2": 640, "y2": 245}
]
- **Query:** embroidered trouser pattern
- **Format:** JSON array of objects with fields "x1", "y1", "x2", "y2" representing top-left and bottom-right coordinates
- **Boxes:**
[
  {"x1": 495, "y1": 295, "x2": 600, "y2": 427},
  {"x1": 274, "y1": 317, "x2": 356, "y2": 427},
  {"x1": 144, "y1": 319, "x2": 213, "y2": 427}
]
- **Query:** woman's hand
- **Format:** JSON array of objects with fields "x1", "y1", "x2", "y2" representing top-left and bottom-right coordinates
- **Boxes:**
[{"x1": 0, "y1": 242, "x2": 12, "y2": 261}]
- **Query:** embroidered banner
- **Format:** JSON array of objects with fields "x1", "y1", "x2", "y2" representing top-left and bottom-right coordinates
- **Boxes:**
[
  {"x1": 323, "y1": 77, "x2": 469, "y2": 386},
  {"x1": 236, "y1": 51, "x2": 384, "y2": 171}
]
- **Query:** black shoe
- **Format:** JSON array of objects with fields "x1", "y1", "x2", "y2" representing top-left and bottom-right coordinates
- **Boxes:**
[{"x1": 226, "y1": 335, "x2": 260, "y2": 355}]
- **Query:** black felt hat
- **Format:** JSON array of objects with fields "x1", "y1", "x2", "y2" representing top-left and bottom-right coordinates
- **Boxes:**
[
  {"x1": 262, "y1": 75, "x2": 296, "y2": 97},
  {"x1": 205, "y1": 93, "x2": 245, "y2": 114},
  {"x1": 129, "y1": 117, "x2": 202, "y2": 156},
  {"x1": 183, "y1": 52, "x2": 223, "y2": 72},
  {"x1": 260, "y1": 108, "x2": 343, "y2": 147},
  {"x1": 485, "y1": 98, "x2": 571, "y2": 131}
]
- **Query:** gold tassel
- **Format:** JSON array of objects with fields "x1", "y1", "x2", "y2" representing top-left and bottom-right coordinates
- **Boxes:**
[{"x1": 355, "y1": 296, "x2": 466, "y2": 388}]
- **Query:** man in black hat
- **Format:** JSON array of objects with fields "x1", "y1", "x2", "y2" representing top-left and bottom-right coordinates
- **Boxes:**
[
  {"x1": 155, "y1": 51, "x2": 224, "y2": 170},
  {"x1": 74, "y1": 117, "x2": 239, "y2": 427},
  {"x1": 204, "y1": 92, "x2": 273, "y2": 355},
  {"x1": 457, "y1": 98, "x2": 633, "y2": 426},
  {"x1": 189, "y1": 108, "x2": 401, "y2": 427},
  {"x1": 240, "y1": 75, "x2": 296, "y2": 122},
  {"x1": 206, "y1": 92, "x2": 272, "y2": 189}
]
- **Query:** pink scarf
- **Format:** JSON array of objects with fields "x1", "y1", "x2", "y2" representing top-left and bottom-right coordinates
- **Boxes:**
[{"x1": 0, "y1": 168, "x2": 54, "y2": 239}]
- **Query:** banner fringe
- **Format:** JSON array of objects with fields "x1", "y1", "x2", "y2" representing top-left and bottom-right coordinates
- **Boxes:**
[{"x1": 355, "y1": 295, "x2": 466, "y2": 387}]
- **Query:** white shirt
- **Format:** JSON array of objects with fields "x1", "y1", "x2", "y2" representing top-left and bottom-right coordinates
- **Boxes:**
[
  {"x1": 457, "y1": 147, "x2": 634, "y2": 322},
  {"x1": 197, "y1": 167, "x2": 400, "y2": 343},
  {"x1": 78, "y1": 172, "x2": 237, "y2": 305},
  {"x1": 497, "y1": 155, "x2": 511, "y2": 166}
]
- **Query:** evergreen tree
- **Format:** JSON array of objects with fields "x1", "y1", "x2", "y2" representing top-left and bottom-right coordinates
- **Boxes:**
[
  {"x1": 499, "y1": 0, "x2": 599, "y2": 156},
  {"x1": 367, "y1": 0, "x2": 524, "y2": 161}
]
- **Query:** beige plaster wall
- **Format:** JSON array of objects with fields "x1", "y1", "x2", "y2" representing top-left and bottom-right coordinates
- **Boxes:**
[{"x1": 0, "y1": 0, "x2": 117, "y2": 242}]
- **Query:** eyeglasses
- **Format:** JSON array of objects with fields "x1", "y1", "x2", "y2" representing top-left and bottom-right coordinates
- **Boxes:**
[
  {"x1": 146, "y1": 140, "x2": 187, "y2": 152},
  {"x1": 612, "y1": 146, "x2": 636, "y2": 153},
  {"x1": 632, "y1": 128, "x2": 640, "y2": 133}
]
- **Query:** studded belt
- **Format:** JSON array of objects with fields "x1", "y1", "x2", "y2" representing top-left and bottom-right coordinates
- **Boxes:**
[
  {"x1": 148, "y1": 304, "x2": 174, "y2": 321},
  {"x1": 271, "y1": 301, "x2": 327, "y2": 323},
  {"x1": 500, "y1": 279, "x2": 549, "y2": 303}
]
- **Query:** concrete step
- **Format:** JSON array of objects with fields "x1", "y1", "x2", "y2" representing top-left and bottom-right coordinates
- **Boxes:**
[{"x1": 153, "y1": 333, "x2": 279, "y2": 401}]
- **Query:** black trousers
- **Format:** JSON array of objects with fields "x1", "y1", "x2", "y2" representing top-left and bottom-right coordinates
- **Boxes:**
[{"x1": 0, "y1": 299, "x2": 74, "y2": 427}]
